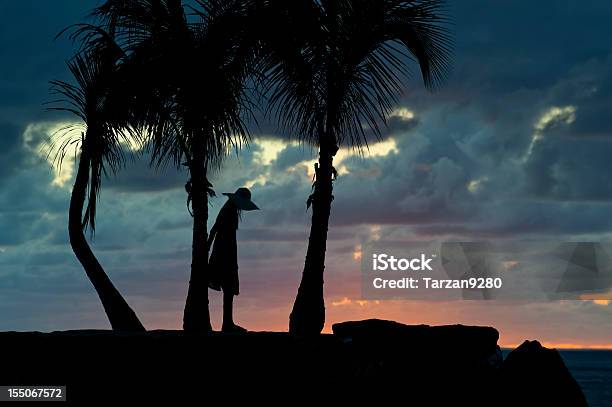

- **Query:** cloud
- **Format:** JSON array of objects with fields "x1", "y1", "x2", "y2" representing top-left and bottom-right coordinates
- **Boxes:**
[
  {"x1": 2, "y1": 0, "x2": 612, "y2": 346},
  {"x1": 271, "y1": 144, "x2": 311, "y2": 172},
  {"x1": 524, "y1": 105, "x2": 577, "y2": 161},
  {"x1": 21, "y1": 121, "x2": 82, "y2": 188},
  {"x1": 0, "y1": 122, "x2": 26, "y2": 183},
  {"x1": 106, "y1": 153, "x2": 187, "y2": 193}
]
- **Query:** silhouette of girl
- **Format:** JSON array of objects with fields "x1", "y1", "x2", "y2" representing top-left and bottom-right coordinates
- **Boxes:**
[{"x1": 208, "y1": 187, "x2": 259, "y2": 332}]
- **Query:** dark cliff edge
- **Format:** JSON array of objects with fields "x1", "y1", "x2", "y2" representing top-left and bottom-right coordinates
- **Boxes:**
[{"x1": 0, "y1": 319, "x2": 587, "y2": 405}]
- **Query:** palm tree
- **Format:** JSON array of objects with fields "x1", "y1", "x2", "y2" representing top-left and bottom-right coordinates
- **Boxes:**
[
  {"x1": 93, "y1": 0, "x2": 254, "y2": 332},
  {"x1": 49, "y1": 29, "x2": 146, "y2": 331},
  {"x1": 258, "y1": 0, "x2": 452, "y2": 335}
]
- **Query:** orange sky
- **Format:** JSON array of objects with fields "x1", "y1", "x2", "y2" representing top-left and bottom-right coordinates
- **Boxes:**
[{"x1": 137, "y1": 288, "x2": 612, "y2": 350}]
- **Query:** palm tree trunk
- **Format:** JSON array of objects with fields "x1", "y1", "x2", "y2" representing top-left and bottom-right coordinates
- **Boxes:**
[
  {"x1": 68, "y1": 148, "x2": 145, "y2": 331},
  {"x1": 289, "y1": 140, "x2": 336, "y2": 336},
  {"x1": 182, "y1": 156, "x2": 212, "y2": 332}
]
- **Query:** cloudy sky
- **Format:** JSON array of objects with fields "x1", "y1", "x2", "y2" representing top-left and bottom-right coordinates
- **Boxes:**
[{"x1": 1, "y1": 1, "x2": 612, "y2": 348}]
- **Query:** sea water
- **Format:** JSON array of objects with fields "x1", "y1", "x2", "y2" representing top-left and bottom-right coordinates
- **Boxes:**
[
  {"x1": 560, "y1": 350, "x2": 612, "y2": 407},
  {"x1": 502, "y1": 349, "x2": 612, "y2": 407}
]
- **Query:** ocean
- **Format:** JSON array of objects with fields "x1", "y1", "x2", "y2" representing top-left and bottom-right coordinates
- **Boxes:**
[
  {"x1": 560, "y1": 350, "x2": 612, "y2": 407},
  {"x1": 502, "y1": 349, "x2": 612, "y2": 407}
]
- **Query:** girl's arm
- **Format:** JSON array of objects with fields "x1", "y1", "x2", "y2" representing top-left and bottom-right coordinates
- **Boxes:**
[{"x1": 207, "y1": 223, "x2": 218, "y2": 251}]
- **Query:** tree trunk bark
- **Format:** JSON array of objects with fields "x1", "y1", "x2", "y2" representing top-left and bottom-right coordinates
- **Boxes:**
[
  {"x1": 289, "y1": 140, "x2": 336, "y2": 336},
  {"x1": 68, "y1": 148, "x2": 145, "y2": 331},
  {"x1": 182, "y1": 155, "x2": 212, "y2": 332}
]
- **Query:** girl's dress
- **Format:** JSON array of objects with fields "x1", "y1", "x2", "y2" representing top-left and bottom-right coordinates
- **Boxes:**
[{"x1": 208, "y1": 202, "x2": 240, "y2": 295}]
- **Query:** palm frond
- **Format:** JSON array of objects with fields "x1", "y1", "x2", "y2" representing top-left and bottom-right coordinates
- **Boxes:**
[
  {"x1": 94, "y1": 0, "x2": 255, "y2": 175},
  {"x1": 48, "y1": 34, "x2": 140, "y2": 233},
  {"x1": 260, "y1": 0, "x2": 452, "y2": 151}
]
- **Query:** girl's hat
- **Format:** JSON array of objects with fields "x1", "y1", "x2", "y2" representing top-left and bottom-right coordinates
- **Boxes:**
[{"x1": 223, "y1": 187, "x2": 259, "y2": 211}]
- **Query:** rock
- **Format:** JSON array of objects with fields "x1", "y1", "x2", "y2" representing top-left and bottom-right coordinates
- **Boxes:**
[
  {"x1": 0, "y1": 324, "x2": 587, "y2": 405},
  {"x1": 501, "y1": 340, "x2": 588, "y2": 407},
  {"x1": 332, "y1": 319, "x2": 502, "y2": 405},
  {"x1": 332, "y1": 318, "x2": 500, "y2": 365}
]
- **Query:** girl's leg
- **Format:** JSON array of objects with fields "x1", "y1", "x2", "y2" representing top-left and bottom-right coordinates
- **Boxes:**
[{"x1": 222, "y1": 291, "x2": 247, "y2": 332}]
